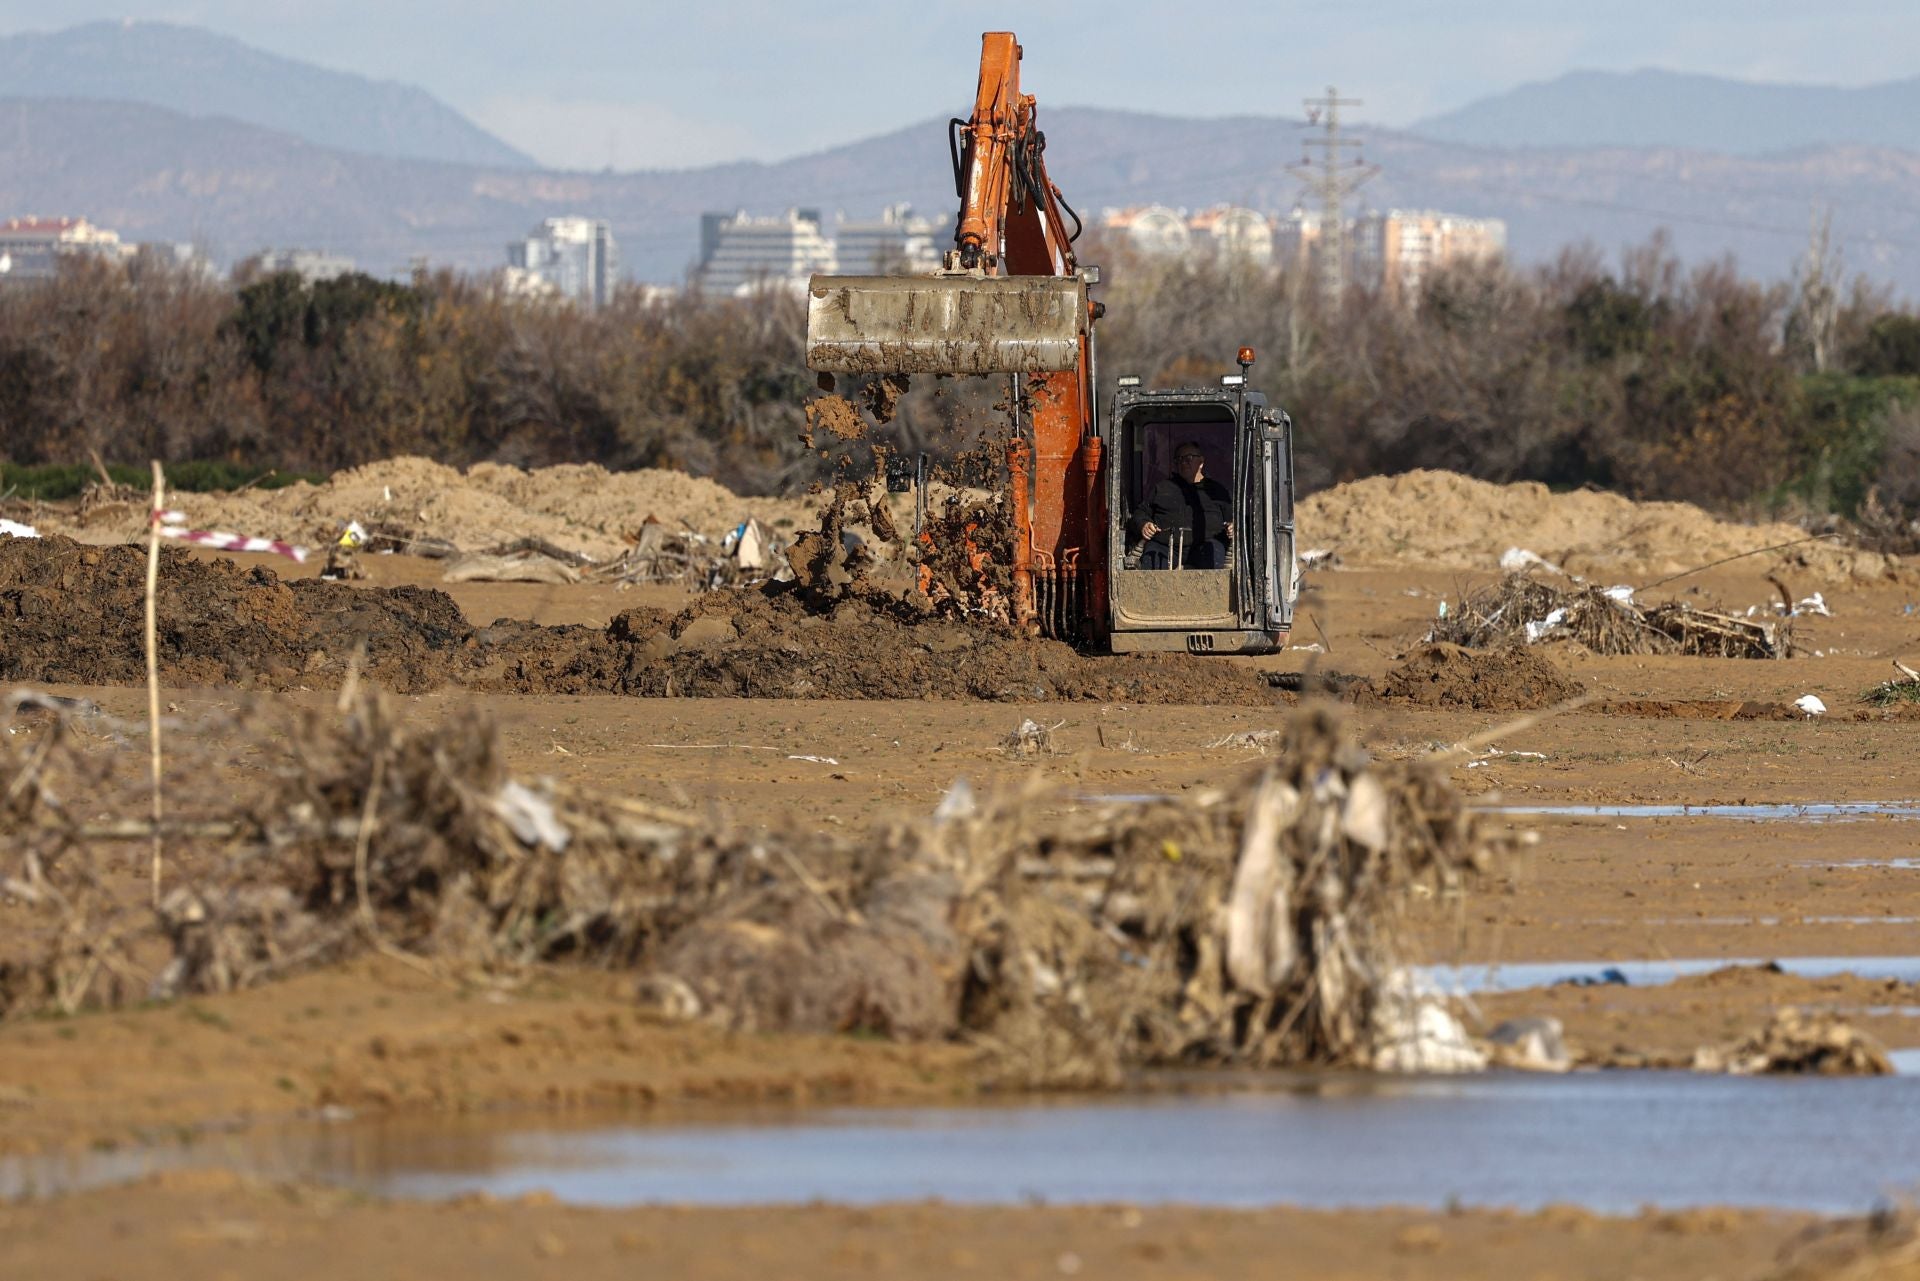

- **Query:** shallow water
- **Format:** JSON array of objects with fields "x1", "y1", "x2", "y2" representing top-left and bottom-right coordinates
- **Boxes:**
[
  {"x1": 1421, "y1": 955, "x2": 1920, "y2": 993},
  {"x1": 9, "y1": 1069, "x2": 1920, "y2": 1213},
  {"x1": 1493, "y1": 801, "x2": 1920, "y2": 822}
]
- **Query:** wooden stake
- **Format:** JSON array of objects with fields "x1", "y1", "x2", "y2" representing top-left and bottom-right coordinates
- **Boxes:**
[{"x1": 145, "y1": 460, "x2": 165, "y2": 907}]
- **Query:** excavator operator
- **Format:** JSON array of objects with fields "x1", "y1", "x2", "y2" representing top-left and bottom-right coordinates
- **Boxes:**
[{"x1": 1131, "y1": 443, "x2": 1234, "y2": 569}]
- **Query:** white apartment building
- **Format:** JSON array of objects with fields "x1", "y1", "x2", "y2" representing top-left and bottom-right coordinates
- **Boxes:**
[
  {"x1": 697, "y1": 209, "x2": 836, "y2": 294},
  {"x1": 834, "y1": 204, "x2": 943, "y2": 274},
  {"x1": 508, "y1": 217, "x2": 619, "y2": 308},
  {"x1": 1187, "y1": 206, "x2": 1275, "y2": 265},
  {"x1": 0, "y1": 216, "x2": 133, "y2": 282},
  {"x1": 1351, "y1": 209, "x2": 1507, "y2": 302},
  {"x1": 245, "y1": 248, "x2": 356, "y2": 284}
]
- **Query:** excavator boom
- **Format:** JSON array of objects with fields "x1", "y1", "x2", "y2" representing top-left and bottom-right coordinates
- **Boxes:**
[{"x1": 803, "y1": 31, "x2": 1103, "y2": 638}]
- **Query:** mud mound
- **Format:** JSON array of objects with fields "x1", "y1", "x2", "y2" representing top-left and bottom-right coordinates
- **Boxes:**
[
  {"x1": 0, "y1": 534, "x2": 1293, "y2": 706},
  {"x1": 0, "y1": 535, "x2": 551, "y2": 693},
  {"x1": 1299, "y1": 469, "x2": 1889, "y2": 580},
  {"x1": 1383, "y1": 643, "x2": 1583, "y2": 711},
  {"x1": 601, "y1": 590, "x2": 1290, "y2": 705},
  {"x1": 34, "y1": 457, "x2": 820, "y2": 561}
]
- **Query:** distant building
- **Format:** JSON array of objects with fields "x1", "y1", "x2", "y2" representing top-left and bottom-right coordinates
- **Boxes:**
[
  {"x1": 1101, "y1": 205, "x2": 1192, "y2": 257},
  {"x1": 133, "y1": 241, "x2": 218, "y2": 280},
  {"x1": 243, "y1": 248, "x2": 357, "y2": 285},
  {"x1": 1187, "y1": 206, "x2": 1274, "y2": 265},
  {"x1": 1270, "y1": 207, "x2": 1325, "y2": 274},
  {"x1": 1352, "y1": 209, "x2": 1507, "y2": 302},
  {"x1": 697, "y1": 208, "x2": 835, "y2": 294},
  {"x1": 0, "y1": 216, "x2": 133, "y2": 282},
  {"x1": 507, "y1": 217, "x2": 619, "y2": 308},
  {"x1": 834, "y1": 204, "x2": 943, "y2": 274}
]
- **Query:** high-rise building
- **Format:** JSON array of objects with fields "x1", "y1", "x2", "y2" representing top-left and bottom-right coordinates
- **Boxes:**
[
  {"x1": 1352, "y1": 209, "x2": 1506, "y2": 302},
  {"x1": 696, "y1": 209, "x2": 835, "y2": 294},
  {"x1": 0, "y1": 217, "x2": 132, "y2": 282},
  {"x1": 507, "y1": 217, "x2": 619, "y2": 308},
  {"x1": 834, "y1": 204, "x2": 943, "y2": 274}
]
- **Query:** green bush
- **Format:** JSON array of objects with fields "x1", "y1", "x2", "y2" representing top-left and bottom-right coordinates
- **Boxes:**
[{"x1": 0, "y1": 461, "x2": 321, "y2": 501}]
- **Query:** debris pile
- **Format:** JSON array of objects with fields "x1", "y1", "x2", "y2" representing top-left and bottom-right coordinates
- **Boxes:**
[
  {"x1": 1432, "y1": 573, "x2": 1790, "y2": 659},
  {"x1": 1, "y1": 694, "x2": 1514, "y2": 1086},
  {"x1": 1691, "y1": 1009, "x2": 1894, "y2": 1076}
]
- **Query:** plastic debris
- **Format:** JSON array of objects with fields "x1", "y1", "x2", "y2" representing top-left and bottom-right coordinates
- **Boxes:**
[{"x1": 1499, "y1": 547, "x2": 1564, "y2": 576}]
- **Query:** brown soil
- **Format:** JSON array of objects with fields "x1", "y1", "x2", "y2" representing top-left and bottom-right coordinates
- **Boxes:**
[
  {"x1": 0, "y1": 535, "x2": 1306, "y2": 706},
  {"x1": 803, "y1": 393, "x2": 868, "y2": 443},
  {"x1": 0, "y1": 1172, "x2": 1817, "y2": 1281},
  {"x1": 1382, "y1": 643, "x2": 1586, "y2": 710},
  {"x1": 26, "y1": 456, "x2": 824, "y2": 560},
  {"x1": 1298, "y1": 468, "x2": 1895, "y2": 580},
  {"x1": 860, "y1": 371, "x2": 910, "y2": 425}
]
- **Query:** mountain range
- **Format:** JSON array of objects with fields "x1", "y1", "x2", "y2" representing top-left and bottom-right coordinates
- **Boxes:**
[
  {"x1": 0, "y1": 20, "x2": 531, "y2": 169},
  {"x1": 1413, "y1": 68, "x2": 1920, "y2": 155},
  {"x1": 0, "y1": 22, "x2": 1917, "y2": 294}
]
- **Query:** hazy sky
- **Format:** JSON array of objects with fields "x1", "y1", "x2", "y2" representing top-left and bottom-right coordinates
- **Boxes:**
[{"x1": 2, "y1": 1, "x2": 1916, "y2": 169}]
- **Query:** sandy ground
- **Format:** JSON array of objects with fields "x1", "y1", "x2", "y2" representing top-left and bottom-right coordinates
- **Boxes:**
[
  {"x1": 5, "y1": 529, "x2": 1920, "y2": 1279},
  {"x1": 0, "y1": 1170, "x2": 1833, "y2": 1281}
]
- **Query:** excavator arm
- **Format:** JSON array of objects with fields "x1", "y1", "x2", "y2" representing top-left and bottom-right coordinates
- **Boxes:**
[{"x1": 804, "y1": 31, "x2": 1103, "y2": 638}]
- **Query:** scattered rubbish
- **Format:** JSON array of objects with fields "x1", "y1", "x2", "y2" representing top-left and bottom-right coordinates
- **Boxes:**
[
  {"x1": 443, "y1": 551, "x2": 581, "y2": 585},
  {"x1": 1433, "y1": 572, "x2": 1788, "y2": 659},
  {"x1": 1498, "y1": 547, "x2": 1564, "y2": 576},
  {"x1": 1691, "y1": 1009, "x2": 1893, "y2": 1076},
  {"x1": 1554, "y1": 966, "x2": 1630, "y2": 988},
  {"x1": 1003, "y1": 718, "x2": 1063, "y2": 757},
  {"x1": 1371, "y1": 972, "x2": 1487, "y2": 1074},
  {"x1": 933, "y1": 778, "x2": 977, "y2": 823},
  {"x1": 1485, "y1": 1016, "x2": 1572, "y2": 1073},
  {"x1": 1205, "y1": 729, "x2": 1287, "y2": 753},
  {"x1": 1794, "y1": 694, "x2": 1827, "y2": 718}
]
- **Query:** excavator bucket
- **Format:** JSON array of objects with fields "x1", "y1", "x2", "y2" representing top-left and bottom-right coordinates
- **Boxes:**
[{"x1": 805, "y1": 274, "x2": 1085, "y2": 376}]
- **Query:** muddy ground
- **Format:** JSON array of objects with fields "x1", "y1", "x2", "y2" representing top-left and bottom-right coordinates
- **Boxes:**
[{"x1": 5, "y1": 537, "x2": 1920, "y2": 1280}]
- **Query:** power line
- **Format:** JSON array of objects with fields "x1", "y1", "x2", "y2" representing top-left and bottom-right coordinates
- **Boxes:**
[{"x1": 1289, "y1": 88, "x2": 1376, "y2": 302}]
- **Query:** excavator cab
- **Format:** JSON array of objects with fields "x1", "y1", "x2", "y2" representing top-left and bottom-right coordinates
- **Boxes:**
[{"x1": 1102, "y1": 363, "x2": 1297, "y2": 653}]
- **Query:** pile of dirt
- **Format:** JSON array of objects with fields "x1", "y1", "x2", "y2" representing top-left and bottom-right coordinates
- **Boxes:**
[
  {"x1": 0, "y1": 534, "x2": 1294, "y2": 707},
  {"x1": 32, "y1": 457, "x2": 821, "y2": 561},
  {"x1": 1299, "y1": 469, "x2": 1892, "y2": 580},
  {"x1": 1382, "y1": 643, "x2": 1584, "y2": 711}
]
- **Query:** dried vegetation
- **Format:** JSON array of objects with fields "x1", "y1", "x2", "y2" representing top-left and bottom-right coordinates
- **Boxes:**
[
  {"x1": 1432, "y1": 573, "x2": 1790, "y2": 659},
  {"x1": 0, "y1": 691, "x2": 1514, "y2": 1084}
]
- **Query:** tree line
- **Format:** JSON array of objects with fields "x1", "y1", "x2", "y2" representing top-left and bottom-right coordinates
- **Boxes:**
[{"x1": 0, "y1": 240, "x2": 1917, "y2": 520}]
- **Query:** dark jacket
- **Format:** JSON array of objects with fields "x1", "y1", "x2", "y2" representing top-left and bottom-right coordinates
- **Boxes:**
[{"x1": 1132, "y1": 474, "x2": 1231, "y2": 547}]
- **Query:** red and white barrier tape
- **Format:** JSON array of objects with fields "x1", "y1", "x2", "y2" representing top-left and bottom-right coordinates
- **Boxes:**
[{"x1": 152, "y1": 509, "x2": 311, "y2": 563}]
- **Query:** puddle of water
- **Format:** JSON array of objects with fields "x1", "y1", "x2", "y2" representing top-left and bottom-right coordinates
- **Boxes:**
[
  {"x1": 8, "y1": 1072, "x2": 1920, "y2": 1214},
  {"x1": 1802, "y1": 859, "x2": 1920, "y2": 871},
  {"x1": 1492, "y1": 802, "x2": 1920, "y2": 822},
  {"x1": 1421, "y1": 955, "x2": 1920, "y2": 994}
]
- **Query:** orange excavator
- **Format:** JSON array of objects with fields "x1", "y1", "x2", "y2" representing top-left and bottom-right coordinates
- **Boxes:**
[{"x1": 806, "y1": 31, "x2": 1298, "y2": 654}]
